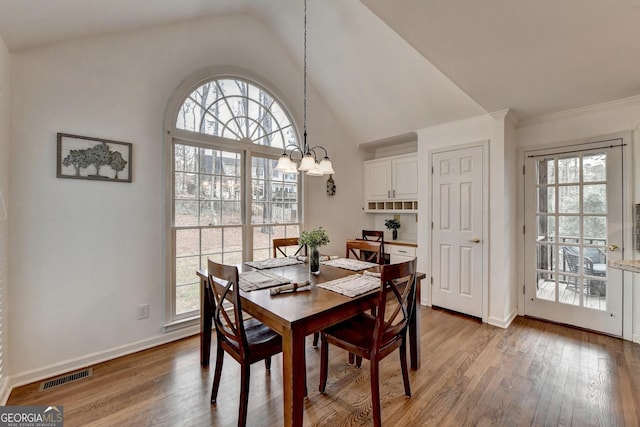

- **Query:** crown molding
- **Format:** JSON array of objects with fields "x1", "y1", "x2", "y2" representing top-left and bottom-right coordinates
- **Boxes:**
[{"x1": 518, "y1": 94, "x2": 640, "y2": 128}]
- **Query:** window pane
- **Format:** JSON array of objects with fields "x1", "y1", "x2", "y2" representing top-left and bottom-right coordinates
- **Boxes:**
[
  {"x1": 558, "y1": 216, "x2": 580, "y2": 243},
  {"x1": 537, "y1": 187, "x2": 555, "y2": 214},
  {"x1": 558, "y1": 186, "x2": 579, "y2": 213},
  {"x1": 175, "y1": 201, "x2": 198, "y2": 226},
  {"x1": 176, "y1": 229, "x2": 199, "y2": 257},
  {"x1": 537, "y1": 158, "x2": 555, "y2": 185},
  {"x1": 583, "y1": 153, "x2": 606, "y2": 182},
  {"x1": 537, "y1": 215, "x2": 555, "y2": 241},
  {"x1": 202, "y1": 228, "x2": 222, "y2": 256},
  {"x1": 176, "y1": 283, "x2": 199, "y2": 315},
  {"x1": 176, "y1": 256, "x2": 199, "y2": 286},
  {"x1": 557, "y1": 157, "x2": 580, "y2": 183},
  {"x1": 584, "y1": 216, "x2": 607, "y2": 241},
  {"x1": 583, "y1": 184, "x2": 606, "y2": 214}
]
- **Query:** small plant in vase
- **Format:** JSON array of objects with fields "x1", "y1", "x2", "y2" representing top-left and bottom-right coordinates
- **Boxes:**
[
  {"x1": 385, "y1": 218, "x2": 401, "y2": 240},
  {"x1": 299, "y1": 227, "x2": 330, "y2": 275}
]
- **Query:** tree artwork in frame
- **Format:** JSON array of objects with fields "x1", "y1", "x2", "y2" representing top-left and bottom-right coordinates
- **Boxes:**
[{"x1": 57, "y1": 133, "x2": 132, "y2": 182}]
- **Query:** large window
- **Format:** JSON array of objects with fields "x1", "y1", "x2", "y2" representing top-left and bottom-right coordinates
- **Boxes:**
[{"x1": 169, "y1": 76, "x2": 301, "y2": 321}]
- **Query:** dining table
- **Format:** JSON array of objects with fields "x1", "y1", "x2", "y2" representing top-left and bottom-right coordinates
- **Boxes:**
[{"x1": 196, "y1": 261, "x2": 425, "y2": 427}]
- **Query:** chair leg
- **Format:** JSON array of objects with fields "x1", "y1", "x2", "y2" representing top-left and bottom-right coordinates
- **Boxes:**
[
  {"x1": 348, "y1": 353, "x2": 354, "y2": 365},
  {"x1": 238, "y1": 362, "x2": 251, "y2": 427},
  {"x1": 370, "y1": 358, "x2": 382, "y2": 427},
  {"x1": 264, "y1": 356, "x2": 271, "y2": 370},
  {"x1": 211, "y1": 345, "x2": 225, "y2": 404},
  {"x1": 319, "y1": 335, "x2": 329, "y2": 393},
  {"x1": 355, "y1": 356, "x2": 362, "y2": 368},
  {"x1": 313, "y1": 332, "x2": 320, "y2": 347},
  {"x1": 399, "y1": 340, "x2": 411, "y2": 397}
]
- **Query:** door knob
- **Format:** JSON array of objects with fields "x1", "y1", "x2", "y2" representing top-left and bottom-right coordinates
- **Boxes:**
[
  {"x1": 608, "y1": 244, "x2": 619, "y2": 251},
  {"x1": 472, "y1": 237, "x2": 481, "y2": 243}
]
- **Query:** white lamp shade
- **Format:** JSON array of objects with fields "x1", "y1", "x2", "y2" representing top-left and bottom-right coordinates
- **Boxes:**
[
  {"x1": 285, "y1": 163, "x2": 299, "y2": 175},
  {"x1": 298, "y1": 155, "x2": 316, "y2": 171},
  {"x1": 275, "y1": 154, "x2": 293, "y2": 171},
  {"x1": 318, "y1": 158, "x2": 335, "y2": 175},
  {"x1": 306, "y1": 162, "x2": 324, "y2": 176}
]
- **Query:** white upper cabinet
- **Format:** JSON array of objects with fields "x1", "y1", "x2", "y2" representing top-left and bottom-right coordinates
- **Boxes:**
[{"x1": 364, "y1": 153, "x2": 418, "y2": 212}]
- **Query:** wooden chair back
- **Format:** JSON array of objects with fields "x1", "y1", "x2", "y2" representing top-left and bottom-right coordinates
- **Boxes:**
[
  {"x1": 346, "y1": 239, "x2": 383, "y2": 264},
  {"x1": 273, "y1": 237, "x2": 307, "y2": 258},
  {"x1": 362, "y1": 230, "x2": 384, "y2": 242},
  {"x1": 375, "y1": 258, "x2": 417, "y2": 345},
  {"x1": 206, "y1": 260, "x2": 248, "y2": 359},
  {"x1": 362, "y1": 230, "x2": 385, "y2": 263}
]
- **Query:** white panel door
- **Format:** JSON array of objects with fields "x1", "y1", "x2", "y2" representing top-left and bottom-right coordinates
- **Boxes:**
[
  {"x1": 431, "y1": 146, "x2": 484, "y2": 317},
  {"x1": 524, "y1": 142, "x2": 623, "y2": 336}
]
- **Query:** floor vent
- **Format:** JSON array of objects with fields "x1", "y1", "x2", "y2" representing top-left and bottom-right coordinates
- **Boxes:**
[{"x1": 39, "y1": 368, "x2": 92, "y2": 391}]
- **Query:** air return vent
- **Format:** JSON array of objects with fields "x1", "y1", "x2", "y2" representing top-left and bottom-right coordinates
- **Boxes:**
[{"x1": 39, "y1": 368, "x2": 92, "y2": 391}]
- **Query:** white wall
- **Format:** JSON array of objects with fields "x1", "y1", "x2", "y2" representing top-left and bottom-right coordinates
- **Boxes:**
[
  {"x1": 416, "y1": 113, "x2": 517, "y2": 327},
  {"x1": 0, "y1": 33, "x2": 11, "y2": 402},
  {"x1": 517, "y1": 97, "x2": 640, "y2": 341},
  {"x1": 8, "y1": 14, "x2": 366, "y2": 384}
]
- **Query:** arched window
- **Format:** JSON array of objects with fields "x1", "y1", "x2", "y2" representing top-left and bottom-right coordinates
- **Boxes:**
[{"x1": 167, "y1": 76, "x2": 301, "y2": 323}]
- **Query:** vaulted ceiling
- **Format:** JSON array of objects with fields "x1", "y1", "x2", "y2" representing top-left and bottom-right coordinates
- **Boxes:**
[{"x1": 1, "y1": 0, "x2": 639, "y2": 143}]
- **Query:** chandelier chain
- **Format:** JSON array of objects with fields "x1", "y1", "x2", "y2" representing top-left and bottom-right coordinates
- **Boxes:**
[{"x1": 303, "y1": 0, "x2": 308, "y2": 140}]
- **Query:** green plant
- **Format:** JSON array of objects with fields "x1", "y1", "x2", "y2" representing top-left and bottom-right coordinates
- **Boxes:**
[
  {"x1": 384, "y1": 218, "x2": 401, "y2": 230},
  {"x1": 299, "y1": 227, "x2": 330, "y2": 248}
]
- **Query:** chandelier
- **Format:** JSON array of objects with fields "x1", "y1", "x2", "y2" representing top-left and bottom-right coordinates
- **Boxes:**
[{"x1": 275, "y1": 0, "x2": 335, "y2": 177}]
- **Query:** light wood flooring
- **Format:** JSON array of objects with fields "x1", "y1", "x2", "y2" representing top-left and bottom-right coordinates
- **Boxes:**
[{"x1": 8, "y1": 306, "x2": 640, "y2": 426}]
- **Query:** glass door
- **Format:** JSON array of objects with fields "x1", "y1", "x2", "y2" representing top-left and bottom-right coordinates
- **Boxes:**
[{"x1": 524, "y1": 142, "x2": 623, "y2": 335}]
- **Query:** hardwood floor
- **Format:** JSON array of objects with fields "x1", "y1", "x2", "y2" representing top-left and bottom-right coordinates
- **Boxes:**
[{"x1": 8, "y1": 306, "x2": 640, "y2": 426}]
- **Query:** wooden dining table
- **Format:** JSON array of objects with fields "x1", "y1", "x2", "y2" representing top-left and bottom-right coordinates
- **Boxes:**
[{"x1": 196, "y1": 262, "x2": 425, "y2": 427}]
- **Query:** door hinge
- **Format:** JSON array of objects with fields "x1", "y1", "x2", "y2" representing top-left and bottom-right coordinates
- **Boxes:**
[
  {"x1": 431, "y1": 221, "x2": 434, "y2": 229},
  {"x1": 523, "y1": 165, "x2": 525, "y2": 175},
  {"x1": 523, "y1": 225, "x2": 525, "y2": 234},
  {"x1": 430, "y1": 277, "x2": 433, "y2": 285},
  {"x1": 431, "y1": 166, "x2": 434, "y2": 174},
  {"x1": 523, "y1": 284, "x2": 525, "y2": 295}
]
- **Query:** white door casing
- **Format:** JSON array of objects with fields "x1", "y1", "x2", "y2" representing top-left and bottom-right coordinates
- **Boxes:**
[{"x1": 431, "y1": 145, "x2": 484, "y2": 318}]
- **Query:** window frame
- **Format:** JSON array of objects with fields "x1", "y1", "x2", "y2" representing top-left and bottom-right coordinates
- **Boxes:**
[{"x1": 163, "y1": 71, "x2": 303, "y2": 329}]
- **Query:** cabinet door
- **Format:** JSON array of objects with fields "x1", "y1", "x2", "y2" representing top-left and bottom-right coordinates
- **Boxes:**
[
  {"x1": 392, "y1": 155, "x2": 419, "y2": 199},
  {"x1": 388, "y1": 244, "x2": 416, "y2": 264},
  {"x1": 364, "y1": 159, "x2": 392, "y2": 201}
]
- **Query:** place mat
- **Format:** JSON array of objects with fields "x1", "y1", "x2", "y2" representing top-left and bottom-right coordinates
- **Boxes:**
[
  {"x1": 238, "y1": 270, "x2": 290, "y2": 292},
  {"x1": 245, "y1": 257, "x2": 303, "y2": 270},
  {"x1": 321, "y1": 257, "x2": 379, "y2": 271},
  {"x1": 316, "y1": 274, "x2": 380, "y2": 298}
]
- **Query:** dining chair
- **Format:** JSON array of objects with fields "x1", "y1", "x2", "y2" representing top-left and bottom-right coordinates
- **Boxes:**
[
  {"x1": 346, "y1": 239, "x2": 383, "y2": 264},
  {"x1": 272, "y1": 237, "x2": 320, "y2": 347},
  {"x1": 362, "y1": 229, "x2": 385, "y2": 264},
  {"x1": 207, "y1": 260, "x2": 283, "y2": 427},
  {"x1": 273, "y1": 237, "x2": 307, "y2": 258},
  {"x1": 318, "y1": 258, "x2": 417, "y2": 427}
]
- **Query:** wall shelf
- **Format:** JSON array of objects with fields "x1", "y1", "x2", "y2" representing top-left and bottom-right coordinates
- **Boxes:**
[{"x1": 365, "y1": 200, "x2": 418, "y2": 213}]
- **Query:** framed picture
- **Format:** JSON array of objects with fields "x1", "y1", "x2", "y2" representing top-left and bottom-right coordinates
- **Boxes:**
[{"x1": 57, "y1": 133, "x2": 132, "y2": 182}]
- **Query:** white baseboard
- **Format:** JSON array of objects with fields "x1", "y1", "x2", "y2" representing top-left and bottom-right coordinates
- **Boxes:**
[
  {"x1": 487, "y1": 309, "x2": 518, "y2": 329},
  {"x1": 11, "y1": 325, "x2": 200, "y2": 389},
  {"x1": 0, "y1": 377, "x2": 11, "y2": 405}
]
